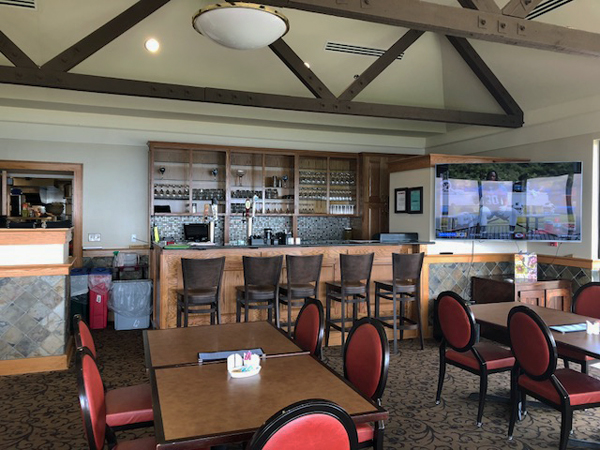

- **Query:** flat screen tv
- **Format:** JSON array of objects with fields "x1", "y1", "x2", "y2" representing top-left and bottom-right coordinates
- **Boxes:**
[{"x1": 434, "y1": 162, "x2": 582, "y2": 241}]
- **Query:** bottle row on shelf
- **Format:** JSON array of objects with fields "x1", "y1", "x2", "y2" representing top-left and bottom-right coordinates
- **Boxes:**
[
  {"x1": 299, "y1": 171, "x2": 356, "y2": 186},
  {"x1": 231, "y1": 203, "x2": 293, "y2": 214}
]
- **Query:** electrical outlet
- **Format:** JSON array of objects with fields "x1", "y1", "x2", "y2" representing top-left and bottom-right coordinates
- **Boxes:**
[
  {"x1": 131, "y1": 234, "x2": 137, "y2": 243},
  {"x1": 88, "y1": 233, "x2": 101, "y2": 242}
]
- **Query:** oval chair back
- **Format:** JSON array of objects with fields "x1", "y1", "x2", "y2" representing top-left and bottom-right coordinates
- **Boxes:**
[
  {"x1": 343, "y1": 317, "x2": 390, "y2": 402},
  {"x1": 77, "y1": 347, "x2": 108, "y2": 450},
  {"x1": 293, "y1": 298, "x2": 324, "y2": 358},
  {"x1": 436, "y1": 291, "x2": 477, "y2": 352},
  {"x1": 508, "y1": 305, "x2": 557, "y2": 381},
  {"x1": 74, "y1": 314, "x2": 97, "y2": 358},
  {"x1": 572, "y1": 282, "x2": 600, "y2": 319},
  {"x1": 247, "y1": 399, "x2": 359, "y2": 450}
]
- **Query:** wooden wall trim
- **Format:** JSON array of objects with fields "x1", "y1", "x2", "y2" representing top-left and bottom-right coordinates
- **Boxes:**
[
  {"x1": 0, "y1": 228, "x2": 72, "y2": 246},
  {"x1": 425, "y1": 253, "x2": 600, "y2": 270},
  {"x1": 0, "y1": 257, "x2": 75, "y2": 277},
  {"x1": 83, "y1": 247, "x2": 150, "y2": 258},
  {"x1": 388, "y1": 153, "x2": 528, "y2": 173}
]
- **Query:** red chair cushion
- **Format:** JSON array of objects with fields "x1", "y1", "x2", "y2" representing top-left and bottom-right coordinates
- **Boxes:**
[
  {"x1": 115, "y1": 437, "x2": 158, "y2": 450},
  {"x1": 356, "y1": 423, "x2": 374, "y2": 443},
  {"x1": 558, "y1": 346, "x2": 594, "y2": 362},
  {"x1": 105, "y1": 383, "x2": 154, "y2": 427},
  {"x1": 510, "y1": 312, "x2": 550, "y2": 377},
  {"x1": 438, "y1": 295, "x2": 471, "y2": 349},
  {"x1": 345, "y1": 323, "x2": 383, "y2": 399},
  {"x1": 82, "y1": 353, "x2": 106, "y2": 450},
  {"x1": 446, "y1": 342, "x2": 515, "y2": 371},
  {"x1": 78, "y1": 320, "x2": 97, "y2": 358},
  {"x1": 519, "y1": 368, "x2": 600, "y2": 406},
  {"x1": 295, "y1": 303, "x2": 320, "y2": 355},
  {"x1": 262, "y1": 413, "x2": 353, "y2": 450},
  {"x1": 574, "y1": 285, "x2": 600, "y2": 318}
]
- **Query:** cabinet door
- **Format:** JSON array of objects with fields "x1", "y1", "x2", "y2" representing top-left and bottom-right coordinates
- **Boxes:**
[
  {"x1": 362, "y1": 203, "x2": 389, "y2": 240},
  {"x1": 519, "y1": 289, "x2": 545, "y2": 306},
  {"x1": 545, "y1": 288, "x2": 572, "y2": 312}
]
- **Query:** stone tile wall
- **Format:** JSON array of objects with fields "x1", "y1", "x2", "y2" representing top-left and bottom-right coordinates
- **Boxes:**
[{"x1": 0, "y1": 276, "x2": 67, "y2": 360}]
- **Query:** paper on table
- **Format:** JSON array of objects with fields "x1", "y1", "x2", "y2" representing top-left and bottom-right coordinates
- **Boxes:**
[
  {"x1": 198, "y1": 348, "x2": 264, "y2": 362},
  {"x1": 549, "y1": 323, "x2": 587, "y2": 333}
]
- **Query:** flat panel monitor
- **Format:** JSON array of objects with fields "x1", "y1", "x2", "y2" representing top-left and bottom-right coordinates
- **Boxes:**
[
  {"x1": 184, "y1": 223, "x2": 209, "y2": 242},
  {"x1": 434, "y1": 162, "x2": 582, "y2": 242}
]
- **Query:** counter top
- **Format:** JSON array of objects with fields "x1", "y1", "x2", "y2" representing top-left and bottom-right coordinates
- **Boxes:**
[{"x1": 159, "y1": 240, "x2": 434, "y2": 250}]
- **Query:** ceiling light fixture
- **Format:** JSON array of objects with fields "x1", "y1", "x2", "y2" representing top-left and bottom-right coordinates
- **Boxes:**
[
  {"x1": 144, "y1": 38, "x2": 160, "y2": 53},
  {"x1": 192, "y1": 2, "x2": 289, "y2": 50}
]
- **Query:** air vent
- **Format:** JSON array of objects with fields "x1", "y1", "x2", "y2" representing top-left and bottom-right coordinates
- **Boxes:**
[
  {"x1": 325, "y1": 42, "x2": 404, "y2": 60},
  {"x1": 526, "y1": 0, "x2": 572, "y2": 20},
  {"x1": 0, "y1": 0, "x2": 35, "y2": 9}
]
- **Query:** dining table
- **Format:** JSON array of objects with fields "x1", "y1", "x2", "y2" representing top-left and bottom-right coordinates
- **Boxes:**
[
  {"x1": 149, "y1": 353, "x2": 388, "y2": 448},
  {"x1": 143, "y1": 321, "x2": 305, "y2": 368}
]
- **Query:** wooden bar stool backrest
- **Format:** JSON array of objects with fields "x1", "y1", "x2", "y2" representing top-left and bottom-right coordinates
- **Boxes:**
[
  {"x1": 74, "y1": 314, "x2": 97, "y2": 358},
  {"x1": 340, "y1": 253, "x2": 374, "y2": 286},
  {"x1": 243, "y1": 255, "x2": 283, "y2": 287},
  {"x1": 181, "y1": 257, "x2": 225, "y2": 294},
  {"x1": 392, "y1": 252, "x2": 424, "y2": 284},
  {"x1": 247, "y1": 398, "x2": 359, "y2": 450},
  {"x1": 294, "y1": 299, "x2": 324, "y2": 357},
  {"x1": 287, "y1": 254, "x2": 323, "y2": 287}
]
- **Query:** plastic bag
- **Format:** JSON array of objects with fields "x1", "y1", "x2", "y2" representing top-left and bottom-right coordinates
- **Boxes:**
[
  {"x1": 109, "y1": 280, "x2": 152, "y2": 318},
  {"x1": 88, "y1": 268, "x2": 112, "y2": 294}
]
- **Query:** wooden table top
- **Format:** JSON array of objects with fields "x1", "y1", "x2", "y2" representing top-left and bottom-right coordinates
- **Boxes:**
[
  {"x1": 144, "y1": 321, "x2": 305, "y2": 368},
  {"x1": 471, "y1": 302, "x2": 600, "y2": 359},
  {"x1": 151, "y1": 354, "x2": 387, "y2": 448}
]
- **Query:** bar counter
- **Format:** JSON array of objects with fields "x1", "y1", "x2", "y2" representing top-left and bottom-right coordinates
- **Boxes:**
[{"x1": 151, "y1": 241, "x2": 430, "y2": 345}]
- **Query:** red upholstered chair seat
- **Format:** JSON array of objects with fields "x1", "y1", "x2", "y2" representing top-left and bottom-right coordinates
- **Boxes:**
[
  {"x1": 519, "y1": 368, "x2": 600, "y2": 406},
  {"x1": 356, "y1": 423, "x2": 375, "y2": 443},
  {"x1": 445, "y1": 343, "x2": 515, "y2": 371},
  {"x1": 114, "y1": 437, "x2": 157, "y2": 450},
  {"x1": 105, "y1": 383, "x2": 154, "y2": 427}
]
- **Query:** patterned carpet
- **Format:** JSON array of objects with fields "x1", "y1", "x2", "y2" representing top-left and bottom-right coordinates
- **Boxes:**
[{"x1": 1, "y1": 327, "x2": 600, "y2": 449}]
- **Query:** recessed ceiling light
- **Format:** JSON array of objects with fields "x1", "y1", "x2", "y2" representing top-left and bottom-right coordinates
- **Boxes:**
[{"x1": 144, "y1": 38, "x2": 160, "y2": 53}]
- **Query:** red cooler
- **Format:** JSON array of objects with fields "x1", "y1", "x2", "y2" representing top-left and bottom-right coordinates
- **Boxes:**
[{"x1": 88, "y1": 268, "x2": 112, "y2": 329}]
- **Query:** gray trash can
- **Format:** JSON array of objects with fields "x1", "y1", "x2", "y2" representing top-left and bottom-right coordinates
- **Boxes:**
[{"x1": 109, "y1": 279, "x2": 152, "y2": 330}]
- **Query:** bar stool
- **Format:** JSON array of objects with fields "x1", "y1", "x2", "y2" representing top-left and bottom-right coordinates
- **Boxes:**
[
  {"x1": 374, "y1": 252, "x2": 425, "y2": 353},
  {"x1": 279, "y1": 254, "x2": 323, "y2": 337},
  {"x1": 176, "y1": 257, "x2": 225, "y2": 327},
  {"x1": 236, "y1": 255, "x2": 283, "y2": 325},
  {"x1": 325, "y1": 252, "x2": 374, "y2": 352}
]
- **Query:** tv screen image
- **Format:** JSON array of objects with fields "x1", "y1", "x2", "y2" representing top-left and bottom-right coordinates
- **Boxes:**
[{"x1": 434, "y1": 162, "x2": 582, "y2": 242}]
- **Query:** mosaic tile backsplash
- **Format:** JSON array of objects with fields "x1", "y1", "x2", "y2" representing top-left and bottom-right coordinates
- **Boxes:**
[
  {"x1": 0, "y1": 276, "x2": 67, "y2": 360},
  {"x1": 298, "y1": 216, "x2": 354, "y2": 243},
  {"x1": 229, "y1": 216, "x2": 293, "y2": 244},
  {"x1": 153, "y1": 216, "x2": 224, "y2": 245}
]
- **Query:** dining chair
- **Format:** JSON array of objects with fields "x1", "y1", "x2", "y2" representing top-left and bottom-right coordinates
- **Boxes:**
[
  {"x1": 343, "y1": 317, "x2": 389, "y2": 449},
  {"x1": 325, "y1": 253, "x2": 374, "y2": 353},
  {"x1": 435, "y1": 291, "x2": 515, "y2": 427},
  {"x1": 76, "y1": 347, "x2": 158, "y2": 450},
  {"x1": 73, "y1": 315, "x2": 154, "y2": 431},
  {"x1": 236, "y1": 255, "x2": 284, "y2": 325},
  {"x1": 246, "y1": 398, "x2": 359, "y2": 450},
  {"x1": 293, "y1": 298, "x2": 324, "y2": 358},
  {"x1": 176, "y1": 257, "x2": 225, "y2": 327},
  {"x1": 507, "y1": 305, "x2": 600, "y2": 450},
  {"x1": 559, "y1": 282, "x2": 600, "y2": 373},
  {"x1": 279, "y1": 254, "x2": 323, "y2": 337},
  {"x1": 374, "y1": 252, "x2": 425, "y2": 353}
]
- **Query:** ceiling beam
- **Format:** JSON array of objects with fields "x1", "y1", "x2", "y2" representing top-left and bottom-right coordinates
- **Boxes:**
[
  {"x1": 503, "y1": 0, "x2": 544, "y2": 18},
  {"x1": 0, "y1": 65, "x2": 522, "y2": 128},
  {"x1": 259, "y1": 0, "x2": 600, "y2": 57},
  {"x1": 41, "y1": 0, "x2": 171, "y2": 72},
  {"x1": 0, "y1": 30, "x2": 37, "y2": 69},
  {"x1": 447, "y1": 36, "x2": 523, "y2": 117},
  {"x1": 269, "y1": 39, "x2": 335, "y2": 99},
  {"x1": 338, "y1": 29, "x2": 424, "y2": 101},
  {"x1": 456, "y1": 0, "x2": 500, "y2": 14}
]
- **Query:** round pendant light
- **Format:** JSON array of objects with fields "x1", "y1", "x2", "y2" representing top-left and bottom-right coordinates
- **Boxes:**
[{"x1": 192, "y1": 2, "x2": 289, "y2": 50}]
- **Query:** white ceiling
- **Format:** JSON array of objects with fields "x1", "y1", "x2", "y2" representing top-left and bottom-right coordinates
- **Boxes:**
[{"x1": 0, "y1": 0, "x2": 598, "y2": 142}]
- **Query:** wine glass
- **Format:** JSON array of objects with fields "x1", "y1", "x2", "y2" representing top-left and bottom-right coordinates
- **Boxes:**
[{"x1": 236, "y1": 169, "x2": 246, "y2": 187}]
